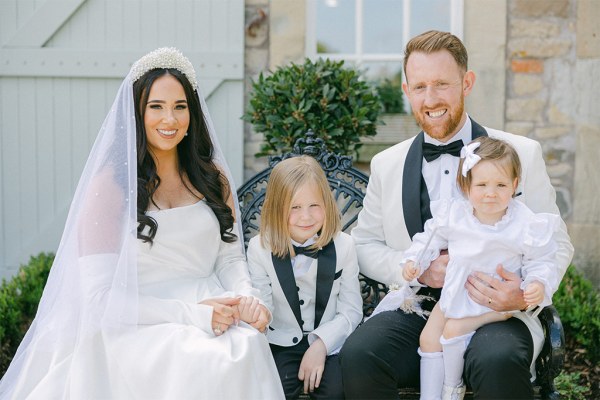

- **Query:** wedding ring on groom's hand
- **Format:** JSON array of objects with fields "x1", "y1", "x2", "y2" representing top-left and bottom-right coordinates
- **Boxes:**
[
  {"x1": 488, "y1": 297, "x2": 493, "y2": 305},
  {"x1": 213, "y1": 323, "x2": 223, "y2": 336}
]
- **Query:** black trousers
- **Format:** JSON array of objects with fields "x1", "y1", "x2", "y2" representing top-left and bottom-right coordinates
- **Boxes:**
[
  {"x1": 340, "y1": 294, "x2": 534, "y2": 400},
  {"x1": 270, "y1": 336, "x2": 344, "y2": 400}
]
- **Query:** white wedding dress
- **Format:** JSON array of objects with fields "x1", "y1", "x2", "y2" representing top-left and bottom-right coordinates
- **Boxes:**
[
  {"x1": 111, "y1": 200, "x2": 284, "y2": 400},
  {"x1": 4, "y1": 200, "x2": 284, "y2": 400}
]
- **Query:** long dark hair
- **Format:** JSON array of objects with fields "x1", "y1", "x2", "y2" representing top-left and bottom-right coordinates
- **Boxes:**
[{"x1": 134, "y1": 68, "x2": 236, "y2": 244}]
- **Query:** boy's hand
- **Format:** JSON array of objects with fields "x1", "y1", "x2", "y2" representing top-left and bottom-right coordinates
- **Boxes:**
[
  {"x1": 523, "y1": 281, "x2": 544, "y2": 307},
  {"x1": 298, "y1": 338, "x2": 327, "y2": 394},
  {"x1": 402, "y1": 260, "x2": 420, "y2": 281},
  {"x1": 237, "y1": 296, "x2": 261, "y2": 324},
  {"x1": 250, "y1": 305, "x2": 270, "y2": 333}
]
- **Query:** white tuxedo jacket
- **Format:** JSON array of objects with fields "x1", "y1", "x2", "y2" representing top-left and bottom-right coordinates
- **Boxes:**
[
  {"x1": 352, "y1": 118, "x2": 573, "y2": 287},
  {"x1": 247, "y1": 232, "x2": 363, "y2": 355},
  {"x1": 351, "y1": 118, "x2": 574, "y2": 373}
]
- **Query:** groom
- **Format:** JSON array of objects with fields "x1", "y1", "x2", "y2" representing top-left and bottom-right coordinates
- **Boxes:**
[{"x1": 340, "y1": 30, "x2": 573, "y2": 399}]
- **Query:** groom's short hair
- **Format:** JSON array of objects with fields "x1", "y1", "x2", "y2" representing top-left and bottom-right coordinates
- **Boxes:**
[{"x1": 403, "y1": 30, "x2": 469, "y2": 75}]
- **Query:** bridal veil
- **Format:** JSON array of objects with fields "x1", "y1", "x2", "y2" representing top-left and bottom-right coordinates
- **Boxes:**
[{"x1": 0, "y1": 48, "x2": 244, "y2": 399}]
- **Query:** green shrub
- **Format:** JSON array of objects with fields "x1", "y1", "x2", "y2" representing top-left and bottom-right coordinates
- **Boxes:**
[
  {"x1": 553, "y1": 265, "x2": 600, "y2": 362},
  {"x1": 375, "y1": 77, "x2": 405, "y2": 114},
  {"x1": 243, "y1": 58, "x2": 381, "y2": 157},
  {"x1": 554, "y1": 372, "x2": 591, "y2": 400},
  {"x1": 0, "y1": 253, "x2": 54, "y2": 375}
]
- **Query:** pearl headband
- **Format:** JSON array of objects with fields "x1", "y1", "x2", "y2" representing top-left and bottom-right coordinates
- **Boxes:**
[
  {"x1": 130, "y1": 47, "x2": 198, "y2": 90},
  {"x1": 460, "y1": 141, "x2": 482, "y2": 177}
]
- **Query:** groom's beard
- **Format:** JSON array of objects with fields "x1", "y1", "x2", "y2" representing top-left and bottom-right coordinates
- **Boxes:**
[{"x1": 413, "y1": 96, "x2": 465, "y2": 142}]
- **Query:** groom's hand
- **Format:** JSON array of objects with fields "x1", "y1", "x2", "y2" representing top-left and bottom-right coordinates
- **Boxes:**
[
  {"x1": 466, "y1": 264, "x2": 527, "y2": 312},
  {"x1": 417, "y1": 250, "x2": 448, "y2": 288}
]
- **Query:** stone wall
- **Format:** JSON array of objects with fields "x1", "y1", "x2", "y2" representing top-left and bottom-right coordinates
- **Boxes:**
[
  {"x1": 506, "y1": 0, "x2": 575, "y2": 217},
  {"x1": 464, "y1": 0, "x2": 507, "y2": 130},
  {"x1": 506, "y1": 0, "x2": 600, "y2": 285},
  {"x1": 244, "y1": 0, "x2": 271, "y2": 178},
  {"x1": 243, "y1": 0, "x2": 307, "y2": 178},
  {"x1": 572, "y1": 0, "x2": 600, "y2": 285}
]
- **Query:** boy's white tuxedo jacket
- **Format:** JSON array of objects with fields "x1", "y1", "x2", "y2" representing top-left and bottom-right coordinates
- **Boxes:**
[{"x1": 247, "y1": 232, "x2": 363, "y2": 355}]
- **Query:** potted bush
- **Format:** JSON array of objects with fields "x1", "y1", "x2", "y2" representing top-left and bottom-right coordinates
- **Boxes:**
[
  {"x1": 376, "y1": 77, "x2": 404, "y2": 114},
  {"x1": 243, "y1": 58, "x2": 381, "y2": 157},
  {"x1": 357, "y1": 71, "x2": 417, "y2": 163}
]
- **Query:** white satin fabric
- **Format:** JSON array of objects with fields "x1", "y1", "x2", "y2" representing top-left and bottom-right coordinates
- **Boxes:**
[{"x1": 114, "y1": 201, "x2": 283, "y2": 399}]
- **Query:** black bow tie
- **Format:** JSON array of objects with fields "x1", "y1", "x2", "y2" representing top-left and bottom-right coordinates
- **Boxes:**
[
  {"x1": 422, "y1": 140, "x2": 464, "y2": 162},
  {"x1": 293, "y1": 245, "x2": 319, "y2": 259}
]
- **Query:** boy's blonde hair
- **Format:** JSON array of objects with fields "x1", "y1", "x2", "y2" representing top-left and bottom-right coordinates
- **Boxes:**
[
  {"x1": 260, "y1": 155, "x2": 341, "y2": 258},
  {"x1": 457, "y1": 136, "x2": 521, "y2": 196}
]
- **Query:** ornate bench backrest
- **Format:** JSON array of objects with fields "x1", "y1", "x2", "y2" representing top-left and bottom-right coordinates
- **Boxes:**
[
  {"x1": 237, "y1": 131, "x2": 386, "y2": 315},
  {"x1": 237, "y1": 131, "x2": 368, "y2": 247}
]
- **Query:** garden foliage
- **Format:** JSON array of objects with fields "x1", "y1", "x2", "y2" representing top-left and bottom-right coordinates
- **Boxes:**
[
  {"x1": 244, "y1": 58, "x2": 381, "y2": 157},
  {"x1": 553, "y1": 265, "x2": 600, "y2": 363},
  {"x1": 0, "y1": 253, "x2": 54, "y2": 375}
]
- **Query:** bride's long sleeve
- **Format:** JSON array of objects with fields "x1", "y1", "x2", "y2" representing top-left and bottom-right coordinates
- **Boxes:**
[
  {"x1": 79, "y1": 254, "x2": 214, "y2": 334},
  {"x1": 137, "y1": 294, "x2": 214, "y2": 334}
]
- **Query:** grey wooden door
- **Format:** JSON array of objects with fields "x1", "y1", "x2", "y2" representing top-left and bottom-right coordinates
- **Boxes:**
[{"x1": 0, "y1": 0, "x2": 244, "y2": 279}]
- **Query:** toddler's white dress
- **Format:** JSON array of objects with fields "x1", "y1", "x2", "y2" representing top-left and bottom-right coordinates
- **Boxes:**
[
  {"x1": 403, "y1": 198, "x2": 560, "y2": 369},
  {"x1": 405, "y1": 198, "x2": 560, "y2": 319}
]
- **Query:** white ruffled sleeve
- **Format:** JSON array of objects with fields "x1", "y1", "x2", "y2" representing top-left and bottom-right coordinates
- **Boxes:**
[
  {"x1": 400, "y1": 199, "x2": 452, "y2": 276},
  {"x1": 520, "y1": 212, "x2": 562, "y2": 311}
]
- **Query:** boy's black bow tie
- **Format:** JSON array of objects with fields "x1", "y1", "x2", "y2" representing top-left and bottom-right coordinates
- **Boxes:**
[
  {"x1": 422, "y1": 140, "x2": 464, "y2": 162},
  {"x1": 292, "y1": 245, "x2": 319, "y2": 259}
]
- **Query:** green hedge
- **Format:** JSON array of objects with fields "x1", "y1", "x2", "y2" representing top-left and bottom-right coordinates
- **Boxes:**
[
  {"x1": 553, "y1": 265, "x2": 600, "y2": 363},
  {"x1": 0, "y1": 253, "x2": 54, "y2": 375}
]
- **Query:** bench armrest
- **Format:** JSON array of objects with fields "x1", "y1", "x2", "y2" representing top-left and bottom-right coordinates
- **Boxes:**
[{"x1": 534, "y1": 305, "x2": 565, "y2": 400}]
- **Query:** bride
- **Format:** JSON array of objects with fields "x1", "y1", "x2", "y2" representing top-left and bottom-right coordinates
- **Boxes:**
[{"x1": 0, "y1": 48, "x2": 284, "y2": 400}]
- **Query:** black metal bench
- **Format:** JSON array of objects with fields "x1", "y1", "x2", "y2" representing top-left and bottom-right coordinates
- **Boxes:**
[{"x1": 237, "y1": 132, "x2": 565, "y2": 399}]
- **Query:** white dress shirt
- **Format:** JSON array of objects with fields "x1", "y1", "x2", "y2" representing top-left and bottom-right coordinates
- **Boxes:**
[
  {"x1": 422, "y1": 116, "x2": 473, "y2": 202},
  {"x1": 291, "y1": 236, "x2": 318, "y2": 278}
]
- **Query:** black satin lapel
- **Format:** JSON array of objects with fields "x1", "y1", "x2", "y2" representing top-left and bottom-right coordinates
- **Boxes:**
[
  {"x1": 271, "y1": 253, "x2": 302, "y2": 328},
  {"x1": 470, "y1": 118, "x2": 488, "y2": 139},
  {"x1": 403, "y1": 132, "x2": 425, "y2": 239},
  {"x1": 419, "y1": 175, "x2": 432, "y2": 227},
  {"x1": 314, "y1": 241, "x2": 336, "y2": 328}
]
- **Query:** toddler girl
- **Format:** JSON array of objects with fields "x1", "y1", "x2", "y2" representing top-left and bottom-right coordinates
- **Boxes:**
[{"x1": 402, "y1": 137, "x2": 560, "y2": 400}]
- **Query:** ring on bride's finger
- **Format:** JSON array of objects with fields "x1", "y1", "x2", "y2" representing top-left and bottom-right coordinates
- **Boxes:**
[
  {"x1": 213, "y1": 323, "x2": 223, "y2": 336},
  {"x1": 488, "y1": 297, "x2": 492, "y2": 305}
]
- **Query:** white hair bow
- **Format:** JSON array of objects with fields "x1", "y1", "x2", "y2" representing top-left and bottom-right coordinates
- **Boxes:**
[{"x1": 460, "y1": 142, "x2": 481, "y2": 177}]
